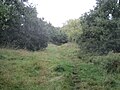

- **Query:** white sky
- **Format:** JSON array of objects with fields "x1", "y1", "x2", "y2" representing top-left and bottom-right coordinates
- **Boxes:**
[{"x1": 29, "y1": 0, "x2": 96, "y2": 27}]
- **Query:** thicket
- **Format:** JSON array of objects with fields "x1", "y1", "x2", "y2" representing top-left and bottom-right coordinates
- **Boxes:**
[
  {"x1": 75, "y1": 0, "x2": 120, "y2": 76},
  {"x1": 45, "y1": 23, "x2": 68, "y2": 45},
  {"x1": 90, "y1": 52, "x2": 120, "y2": 73},
  {"x1": 61, "y1": 19, "x2": 82, "y2": 42},
  {"x1": 77, "y1": 0, "x2": 120, "y2": 55},
  {"x1": 0, "y1": 0, "x2": 48, "y2": 51}
]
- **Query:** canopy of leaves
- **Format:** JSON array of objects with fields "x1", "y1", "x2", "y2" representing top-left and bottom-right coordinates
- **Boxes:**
[
  {"x1": 78, "y1": 0, "x2": 120, "y2": 55},
  {"x1": 0, "y1": 0, "x2": 48, "y2": 51},
  {"x1": 44, "y1": 23, "x2": 68, "y2": 45},
  {"x1": 61, "y1": 19, "x2": 82, "y2": 42}
]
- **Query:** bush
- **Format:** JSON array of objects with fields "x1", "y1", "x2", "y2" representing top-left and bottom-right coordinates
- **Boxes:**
[
  {"x1": 45, "y1": 23, "x2": 68, "y2": 45},
  {"x1": 0, "y1": 1, "x2": 48, "y2": 51},
  {"x1": 77, "y1": 0, "x2": 120, "y2": 55},
  {"x1": 105, "y1": 59, "x2": 120, "y2": 73},
  {"x1": 90, "y1": 53, "x2": 120, "y2": 73},
  {"x1": 51, "y1": 30, "x2": 68, "y2": 45}
]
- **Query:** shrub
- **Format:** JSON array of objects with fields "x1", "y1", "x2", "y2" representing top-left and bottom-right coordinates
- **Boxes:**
[
  {"x1": 0, "y1": 1, "x2": 48, "y2": 51},
  {"x1": 104, "y1": 59, "x2": 120, "y2": 73},
  {"x1": 50, "y1": 30, "x2": 68, "y2": 45},
  {"x1": 90, "y1": 53, "x2": 120, "y2": 73},
  {"x1": 77, "y1": 0, "x2": 120, "y2": 55}
]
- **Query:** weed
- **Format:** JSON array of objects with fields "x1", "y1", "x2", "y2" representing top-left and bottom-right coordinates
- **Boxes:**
[{"x1": 54, "y1": 65, "x2": 65, "y2": 72}]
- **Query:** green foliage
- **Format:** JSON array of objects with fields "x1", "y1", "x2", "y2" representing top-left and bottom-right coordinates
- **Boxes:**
[
  {"x1": 50, "y1": 29, "x2": 68, "y2": 45},
  {"x1": 104, "y1": 75, "x2": 118, "y2": 88},
  {"x1": 76, "y1": 52, "x2": 120, "y2": 90},
  {"x1": 54, "y1": 65, "x2": 65, "y2": 72},
  {"x1": 45, "y1": 23, "x2": 68, "y2": 45},
  {"x1": 105, "y1": 59, "x2": 120, "y2": 73},
  {"x1": 92, "y1": 52, "x2": 120, "y2": 73},
  {"x1": 78, "y1": 0, "x2": 120, "y2": 54},
  {"x1": 80, "y1": 52, "x2": 120, "y2": 74},
  {"x1": 0, "y1": 43, "x2": 76, "y2": 90},
  {"x1": 0, "y1": 0, "x2": 48, "y2": 51},
  {"x1": 61, "y1": 19, "x2": 82, "y2": 42},
  {"x1": 0, "y1": 43, "x2": 120, "y2": 90}
]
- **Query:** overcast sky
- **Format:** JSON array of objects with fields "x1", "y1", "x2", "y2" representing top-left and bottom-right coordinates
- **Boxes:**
[{"x1": 29, "y1": 0, "x2": 96, "y2": 27}]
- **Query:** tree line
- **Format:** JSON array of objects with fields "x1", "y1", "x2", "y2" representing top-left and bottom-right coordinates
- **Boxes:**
[
  {"x1": 61, "y1": 0, "x2": 120, "y2": 55},
  {"x1": 79, "y1": 0, "x2": 120, "y2": 55},
  {"x1": 0, "y1": 0, "x2": 120, "y2": 55},
  {"x1": 0, "y1": 0, "x2": 68, "y2": 51}
]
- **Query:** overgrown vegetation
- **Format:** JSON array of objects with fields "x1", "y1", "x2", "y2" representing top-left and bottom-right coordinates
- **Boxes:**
[
  {"x1": 0, "y1": 0, "x2": 68, "y2": 51},
  {"x1": 61, "y1": 19, "x2": 82, "y2": 42},
  {"x1": 0, "y1": 0, "x2": 120, "y2": 90},
  {"x1": 0, "y1": 0, "x2": 48, "y2": 51},
  {"x1": 45, "y1": 24, "x2": 68, "y2": 45},
  {"x1": 0, "y1": 43, "x2": 76, "y2": 90},
  {"x1": 77, "y1": 0, "x2": 120, "y2": 54},
  {"x1": 0, "y1": 43, "x2": 120, "y2": 90}
]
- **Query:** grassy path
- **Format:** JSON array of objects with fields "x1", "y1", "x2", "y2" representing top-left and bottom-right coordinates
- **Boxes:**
[
  {"x1": 71, "y1": 63, "x2": 81, "y2": 90},
  {"x1": 0, "y1": 43, "x2": 80, "y2": 90},
  {"x1": 0, "y1": 43, "x2": 120, "y2": 90}
]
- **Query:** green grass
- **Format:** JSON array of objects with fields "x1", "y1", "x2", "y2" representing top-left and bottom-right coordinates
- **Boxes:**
[
  {"x1": 0, "y1": 43, "x2": 120, "y2": 90},
  {"x1": 77, "y1": 52, "x2": 120, "y2": 90},
  {"x1": 0, "y1": 43, "x2": 77, "y2": 90}
]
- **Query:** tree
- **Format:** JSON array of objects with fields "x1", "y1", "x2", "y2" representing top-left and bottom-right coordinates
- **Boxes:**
[
  {"x1": 0, "y1": 0, "x2": 48, "y2": 51},
  {"x1": 78, "y1": 0, "x2": 120, "y2": 54},
  {"x1": 44, "y1": 23, "x2": 68, "y2": 45},
  {"x1": 61, "y1": 19, "x2": 82, "y2": 42}
]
